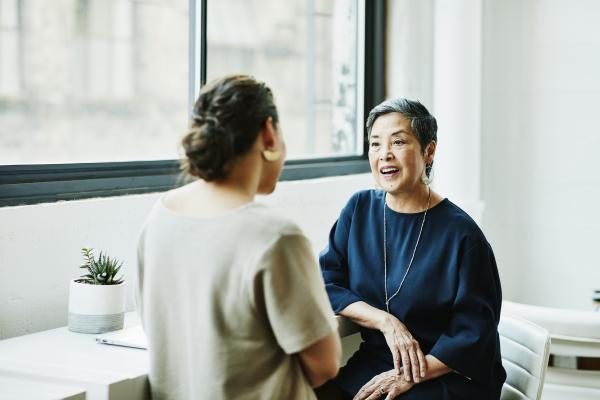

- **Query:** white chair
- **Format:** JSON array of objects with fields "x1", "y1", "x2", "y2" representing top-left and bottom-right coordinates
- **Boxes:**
[
  {"x1": 499, "y1": 313, "x2": 551, "y2": 400},
  {"x1": 503, "y1": 301, "x2": 600, "y2": 400}
]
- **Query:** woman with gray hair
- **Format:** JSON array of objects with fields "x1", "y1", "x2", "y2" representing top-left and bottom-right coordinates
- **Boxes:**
[{"x1": 318, "y1": 98, "x2": 506, "y2": 399}]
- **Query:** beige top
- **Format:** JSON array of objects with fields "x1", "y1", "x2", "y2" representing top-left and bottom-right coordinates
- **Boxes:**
[{"x1": 136, "y1": 199, "x2": 337, "y2": 400}]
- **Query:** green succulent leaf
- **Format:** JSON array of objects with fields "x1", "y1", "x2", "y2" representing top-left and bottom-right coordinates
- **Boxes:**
[{"x1": 77, "y1": 247, "x2": 125, "y2": 285}]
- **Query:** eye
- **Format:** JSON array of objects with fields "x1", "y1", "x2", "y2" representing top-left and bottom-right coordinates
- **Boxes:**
[
  {"x1": 392, "y1": 139, "x2": 405, "y2": 146},
  {"x1": 369, "y1": 141, "x2": 380, "y2": 149}
]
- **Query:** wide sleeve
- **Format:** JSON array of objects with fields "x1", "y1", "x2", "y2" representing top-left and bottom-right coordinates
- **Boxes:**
[
  {"x1": 257, "y1": 233, "x2": 338, "y2": 355},
  {"x1": 429, "y1": 240, "x2": 503, "y2": 385},
  {"x1": 319, "y1": 194, "x2": 363, "y2": 313}
]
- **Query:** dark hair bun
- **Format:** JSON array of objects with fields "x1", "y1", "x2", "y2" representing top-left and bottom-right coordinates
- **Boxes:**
[
  {"x1": 181, "y1": 120, "x2": 233, "y2": 181},
  {"x1": 180, "y1": 75, "x2": 278, "y2": 181}
]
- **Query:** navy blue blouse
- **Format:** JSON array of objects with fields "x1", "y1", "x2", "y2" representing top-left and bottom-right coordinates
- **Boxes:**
[{"x1": 320, "y1": 190, "x2": 506, "y2": 398}]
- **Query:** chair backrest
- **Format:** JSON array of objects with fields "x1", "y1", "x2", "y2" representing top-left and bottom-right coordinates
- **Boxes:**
[{"x1": 499, "y1": 313, "x2": 551, "y2": 400}]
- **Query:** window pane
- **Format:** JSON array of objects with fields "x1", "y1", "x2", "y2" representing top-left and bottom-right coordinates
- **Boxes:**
[
  {"x1": 0, "y1": 0, "x2": 188, "y2": 165},
  {"x1": 206, "y1": 0, "x2": 361, "y2": 159},
  {"x1": 0, "y1": 0, "x2": 21, "y2": 97}
]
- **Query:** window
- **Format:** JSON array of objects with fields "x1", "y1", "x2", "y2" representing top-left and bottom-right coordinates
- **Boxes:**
[
  {"x1": 77, "y1": 0, "x2": 135, "y2": 100},
  {"x1": 0, "y1": 0, "x2": 22, "y2": 97},
  {"x1": 0, "y1": 0, "x2": 383, "y2": 206},
  {"x1": 206, "y1": 0, "x2": 362, "y2": 159},
  {"x1": 1, "y1": 0, "x2": 188, "y2": 165}
]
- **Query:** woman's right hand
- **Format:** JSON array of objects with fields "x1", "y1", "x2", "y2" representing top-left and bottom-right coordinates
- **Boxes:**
[{"x1": 377, "y1": 312, "x2": 426, "y2": 383}]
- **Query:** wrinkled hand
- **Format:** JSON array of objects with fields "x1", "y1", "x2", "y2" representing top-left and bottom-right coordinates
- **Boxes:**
[
  {"x1": 353, "y1": 369, "x2": 414, "y2": 400},
  {"x1": 379, "y1": 313, "x2": 426, "y2": 382}
]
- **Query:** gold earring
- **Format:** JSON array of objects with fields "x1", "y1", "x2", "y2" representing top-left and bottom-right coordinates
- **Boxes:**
[{"x1": 262, "y1": 149, "x2": 281, "y2": 162}]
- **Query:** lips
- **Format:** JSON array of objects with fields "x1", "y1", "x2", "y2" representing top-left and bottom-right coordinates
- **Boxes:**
[{"x1": 380, "y1": 166, "x2": 399, "y2": 175}]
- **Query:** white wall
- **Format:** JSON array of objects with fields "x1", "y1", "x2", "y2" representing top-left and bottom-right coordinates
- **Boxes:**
[
  {"x1": 4, "y1": 0, "x2": 600, "y2": 341},
  {"x1": 0, "y1": 174, "x2": 373, "y2": 340},
  {"x1": 385, "y1": 0, "x2": 434, "y2": 106},
  {"x1": 386, "y1": 0, "x2": 486, "y2": 224},
  {"x1": 481, "y1": 0, "x2": 600, "y2": 309},
  {"x1": 432, "y1": 0, "x2": 483, "y2": 213},
  {"x1": 386, "y1": 0, "x2": 600, "y2": 310}
]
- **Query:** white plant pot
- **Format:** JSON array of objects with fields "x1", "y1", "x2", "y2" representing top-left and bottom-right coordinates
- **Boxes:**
[{"x1": 68, "y1": 279, "x2": 126, "y2": 334}]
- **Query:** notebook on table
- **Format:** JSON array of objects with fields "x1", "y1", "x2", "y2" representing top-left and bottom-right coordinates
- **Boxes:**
[{"x1": 95, "y1": 325, "x2": 148, "y2": 350}]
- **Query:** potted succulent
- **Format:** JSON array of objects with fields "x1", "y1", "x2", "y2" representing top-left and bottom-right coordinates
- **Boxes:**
[{"x1": 68, "y1": 247, "x2": 126, "y2": 334}]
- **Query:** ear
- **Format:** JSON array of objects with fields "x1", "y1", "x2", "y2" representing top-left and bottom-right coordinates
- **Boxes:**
[
  {"x1": 261, "y1": 117, "x2": 277, "y2": 149},
  {"x1": 424, "y1": 140, "x2": 436, "y2": 164}
]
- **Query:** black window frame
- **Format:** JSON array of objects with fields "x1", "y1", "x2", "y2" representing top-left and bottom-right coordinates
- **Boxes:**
[{"x1": 0, "y1": 0, "x2": 384, "y2": 207}]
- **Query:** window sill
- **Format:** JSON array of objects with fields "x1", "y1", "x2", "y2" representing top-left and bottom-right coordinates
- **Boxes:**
[{"x1": 0, "y1": 158, "x2": 370, "y2": 207}]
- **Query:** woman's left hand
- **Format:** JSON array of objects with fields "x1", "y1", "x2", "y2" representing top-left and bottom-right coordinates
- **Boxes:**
[{"x1": 353, "y1": 369, "x2": 414, "y2": 400}]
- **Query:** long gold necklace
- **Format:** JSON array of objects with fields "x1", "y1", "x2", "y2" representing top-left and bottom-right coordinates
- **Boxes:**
[{"x1": 383, "y1": 185, "x2": 431, "y2": 314}]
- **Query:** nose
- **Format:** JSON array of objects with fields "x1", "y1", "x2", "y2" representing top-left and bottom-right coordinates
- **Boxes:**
[{"x1": 378, "y1": 143, "x2": 393, "y2": 161}]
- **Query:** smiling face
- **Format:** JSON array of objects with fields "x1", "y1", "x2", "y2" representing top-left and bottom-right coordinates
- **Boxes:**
[{"x1": 368, "y1": 112, "x2": 434, "y2": 196}]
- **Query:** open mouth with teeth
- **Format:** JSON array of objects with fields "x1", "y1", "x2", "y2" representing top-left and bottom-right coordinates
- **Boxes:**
[{"x1": 380, "y1": 167, "x2": 399, "y2": 175}]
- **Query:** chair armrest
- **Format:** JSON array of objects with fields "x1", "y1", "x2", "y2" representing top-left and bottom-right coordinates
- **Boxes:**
[
  {"x1": 503, "y1": 300, "x2": 600, "y2": 340},
  {"x1": 503, "y1": 300, "x2": 600, "y2": 357}
]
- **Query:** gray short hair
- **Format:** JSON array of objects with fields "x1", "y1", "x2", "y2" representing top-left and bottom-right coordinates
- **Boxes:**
[{"x1": 366, "y1": 98, "x2": 437, "y2": 177}]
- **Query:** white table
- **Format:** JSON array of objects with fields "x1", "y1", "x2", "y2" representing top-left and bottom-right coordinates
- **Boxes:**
[
  {"x1": 0, "y1": 375, "x2": 86, "y2": 400},
  {"x1": 0, "y1": 313, "x2": 149, "y2": 400},
  {"x1": 0, "y1": 314, "x2": 364, "y2": 399}
]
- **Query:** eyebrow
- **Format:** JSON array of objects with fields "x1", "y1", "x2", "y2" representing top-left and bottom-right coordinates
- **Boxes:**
[{"x1": 370, "y1": 129, "x2": 408, "y2": 139}]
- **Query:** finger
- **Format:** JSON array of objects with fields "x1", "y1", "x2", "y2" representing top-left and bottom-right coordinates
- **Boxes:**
[
  {"x1": 353, "y1": 387, "x2": 369, "y2": 400},
  {"x1": 400, "y1": 347, "x2": 411, "y2": 381},
  {"x1": 393, "y1": 347, "x2": 402, "y2": 375},
  {"x1": 409, "y1": 346, "x2": 420, "y2": 383},
  {"x1": 353, "y1": 392, "x2": 365, "y2": 400},
  {"x1": 385, "y1": 388, "x2": 401, "y2": 400},
  {"x1": 354, "y1": 380, "x2": 376, "y2": 400},
  {"x1": 417, "y1": 347, "x2": 427, "y2": 378},
  {"x1": 355, "y1": 377, "x2": 380, "y2": 400},
  {"x1": 358, "y1": 383, "x2": 381, "y2": 400},
  {"x1": 388, "y1": 335, "x2": 402, "y2": 374},
  {"x1": 365, "y1": 389, "x2": 383, "y2": 400}
]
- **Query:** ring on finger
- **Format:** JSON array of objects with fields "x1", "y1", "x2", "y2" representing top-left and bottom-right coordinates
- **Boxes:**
[{"x1": 379, "y1": 386, "x2": 385, "y2": 395}]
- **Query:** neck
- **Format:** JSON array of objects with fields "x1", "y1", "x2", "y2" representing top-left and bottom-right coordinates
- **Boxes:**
[
  {"x1": 385, "y1": 184, "x2": 430, "y2": 213},
  {"x1": 203, "y1": 152, "x2": 262, "y2": 204}
]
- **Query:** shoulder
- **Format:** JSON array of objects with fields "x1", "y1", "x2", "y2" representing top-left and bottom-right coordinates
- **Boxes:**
[
  {"x1": 434, "y1": 199, "x2": 489, "y2": 249},
  {"x1": 341, "y1": 189, "x2": 383, "y2": 215},
  {"x1": 219, "y1": 204, "x2": 314, "y2": 276},
  {"x1": 137, "y1": 198, "x2": 165, "y2": 239},
  {"x1": 350, "y1": 188, "x2": 383, "y2": 203},
  {"x1": 245, "y1": 205, "x2": 317, "y2": 271},
  {"x1": 241, "y1": 202, "x2": 305, "y2": 240}
]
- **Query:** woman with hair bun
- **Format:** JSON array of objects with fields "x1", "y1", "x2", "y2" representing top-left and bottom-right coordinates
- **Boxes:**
[{"x1": 136, "y1": 75, "x2": 341, "y2": 400}]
